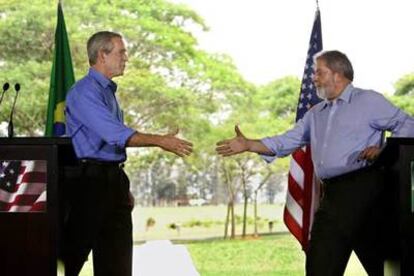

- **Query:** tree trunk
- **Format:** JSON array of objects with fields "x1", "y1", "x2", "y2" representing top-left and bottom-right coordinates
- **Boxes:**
[
  {"x1": 242, "y1": 194, "x2": 248, "y2": 238},
  {"x1": 224, "y1": 202, "x2": 231, "y2": 239},
  {"x1": 230, "y1": 201, "x2": 236, "y2": 239},
  {"x1": 253, "y1": 191, "x2": 259, "y2": 237}
]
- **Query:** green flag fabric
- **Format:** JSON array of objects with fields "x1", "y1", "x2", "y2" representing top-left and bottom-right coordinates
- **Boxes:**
[{"x1": 45, "y1": 3, "x2": 75, "y2": 137}]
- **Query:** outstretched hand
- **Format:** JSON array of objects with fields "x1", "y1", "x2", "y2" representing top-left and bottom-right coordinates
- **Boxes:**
[
  {"x1": 216, "y1": 125, "x2": 249, "y2": 157},
  {"x1": 161, "y1": 128, "x2": 193, "y2": 157}
]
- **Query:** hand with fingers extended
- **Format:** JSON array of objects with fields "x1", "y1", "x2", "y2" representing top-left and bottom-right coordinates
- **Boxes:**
[
  {"x1": 358, "y1": 145, "x2": 381, "y2": 162},
  {"x1": 216, "y1": 125, "x2": 250, "y2": 157},
  {"x1": 159, "y1": 128, "x2": 193, "y2": 157},
  {"x1": 126, "y1": 128, "x2": 193, "y2": 157},
  {"x1": 216, "y1": 125, "x2": 275, "y2": 157}
]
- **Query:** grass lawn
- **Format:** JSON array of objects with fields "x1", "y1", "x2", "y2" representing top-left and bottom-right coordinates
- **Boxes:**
[
  {"x1": 68, "y1": 204, "x2": 367, "y2": 275},
  {"x1": 132, "y1": 204, "x2": 288, "y2": 241},
  {"x1": 73, "y1": 234, "x2": 366, "y2": 276},
  {"x1": 185, "y1": 234, "x2": 367, "y2": 276},
  {"x1": 185, "y1": 234, "x2": 305, "y2": 276}
]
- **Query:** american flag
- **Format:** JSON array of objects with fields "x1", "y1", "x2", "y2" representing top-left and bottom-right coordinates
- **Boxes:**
[
  {"x1": 284, "y1": 9, "x2": 322, "y2": 250},
  {"x1": 0, "y1": 160, "x2": 47, "y2": 212}
]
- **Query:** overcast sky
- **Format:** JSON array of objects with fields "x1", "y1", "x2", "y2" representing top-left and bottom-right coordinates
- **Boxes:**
[{"x1": 171, "y1": 0, "x2": 414, "y2": 94}]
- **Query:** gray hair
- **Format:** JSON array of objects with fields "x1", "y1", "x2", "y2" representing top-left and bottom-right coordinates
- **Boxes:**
[
  {"x1": 314, "y1": 50, "x2": 354, "y2": 81},
  {"x1": 87, "y1": 31, "x2": 122, "y2": 65}
]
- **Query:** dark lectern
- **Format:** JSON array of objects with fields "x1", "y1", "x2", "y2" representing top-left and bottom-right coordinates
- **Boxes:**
[
  {"x1": 0, "y1": 138, "x2": 77, "y2": 276},
  {"x1": 377, "y1": 137, "x2": 414, "y2": 275}
]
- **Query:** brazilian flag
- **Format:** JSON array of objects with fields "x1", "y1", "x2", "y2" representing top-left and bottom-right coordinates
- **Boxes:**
[{"x1": 45, "y1": 3, "x2": 75, "y2": 136}]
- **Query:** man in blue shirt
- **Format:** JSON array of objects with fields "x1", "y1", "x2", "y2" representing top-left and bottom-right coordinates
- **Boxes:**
[
  {"x1": 63, "y1": 31, "x2": 193, "y2": 276},
  {"x1": 216, "y1": 50, "x2": 414, "y2": 275}
]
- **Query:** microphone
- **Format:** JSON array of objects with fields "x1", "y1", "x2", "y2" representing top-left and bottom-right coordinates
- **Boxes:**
[
  {"x1": 0, "y1": 82, "x2": 10, "y2": 107},
  {"x1": 8, "y1": 83, "x2": 20, "y2": 138}
]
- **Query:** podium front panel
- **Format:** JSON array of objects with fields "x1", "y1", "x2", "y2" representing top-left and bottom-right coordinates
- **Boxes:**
[
  {"x1": 0, "y1": 138, "x2": 75, "y2": 276},
  {"x1": 0, "y1": 144, "x2": 57, "y2": 276}
]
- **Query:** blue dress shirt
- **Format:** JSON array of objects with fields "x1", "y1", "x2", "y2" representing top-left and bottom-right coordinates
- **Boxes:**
[
  {"x1": 261, "y1": 84, "x2": 414, "y2": 179},
  {"x1": 65, "y1": 68, "x2": 136, "y2": 162}
]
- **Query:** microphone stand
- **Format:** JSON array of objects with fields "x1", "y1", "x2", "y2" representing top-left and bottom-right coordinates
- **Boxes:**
[
  {"x1": 0, "y1": 82, "x2": 10, "y2": 106},
  {"x1": 8, "y1": 83, "x2": 20, "y2": 138}
]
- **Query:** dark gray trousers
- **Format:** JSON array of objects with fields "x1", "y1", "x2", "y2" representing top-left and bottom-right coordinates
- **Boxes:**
[{"x1": 306, "y1": 167, "x2": 387, "y2": 276}]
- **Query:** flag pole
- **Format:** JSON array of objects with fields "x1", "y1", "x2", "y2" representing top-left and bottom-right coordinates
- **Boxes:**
[{"x1": 316, "y1": 0, "x2": 319, "y2": 10}]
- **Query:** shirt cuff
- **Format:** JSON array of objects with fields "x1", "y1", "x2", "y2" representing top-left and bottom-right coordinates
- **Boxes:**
[
  {"x1": 259, "y1": 137, "x2": 278, "y2": 163},
  {"x1": 119, "y1": 128, "x2": 137, "y2": 148}
]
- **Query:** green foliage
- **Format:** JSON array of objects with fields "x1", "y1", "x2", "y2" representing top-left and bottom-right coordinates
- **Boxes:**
[
  {"x1": 168, "y1": 222, "x2": 180, "y2": 230},
  {"x1": 0, "y1": 0, "x2": 234, "y2": 137},
  {"x1": 146, "y1": 217, "x2": 156, "y2": 228},
  {"x1": 394, "y1": 72, "x2": 414, "y2": 96},
  {"x1": 233, "y1": 214, "x2": 270, "y2": 226},
  {"x1": 389, "y1": 94, "x2": 414, "y2": 116},
  {"x1": 182, "y1": 219, "x2": 223, "y2": 228}
]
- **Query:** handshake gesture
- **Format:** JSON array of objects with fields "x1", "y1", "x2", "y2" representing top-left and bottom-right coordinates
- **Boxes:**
[
  {"x1": 159, "y1": 125, "x2": 254, "y2": 158},
  {"x1": 157, "y1": 125, "x2": 274, "y2": 158},
  {"x1": 135, "y1": 124, "x2": 381, "y2": 163}
]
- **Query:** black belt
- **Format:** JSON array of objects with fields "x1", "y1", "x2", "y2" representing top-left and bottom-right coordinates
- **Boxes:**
[{"x1": 79, "y1": 158, "x2": 125, "y2": 168}]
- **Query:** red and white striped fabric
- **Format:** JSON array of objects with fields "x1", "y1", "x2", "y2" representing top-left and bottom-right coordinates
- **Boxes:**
[
  {"x1": 284, "y1": 9, "x2": 322, "y2": 250},
  {"x1": 285, "y1": 148, "x2": 319, "y2": 250},
  {"x1": 0, "y1": 160, "x2": 47, "y2": 212}
]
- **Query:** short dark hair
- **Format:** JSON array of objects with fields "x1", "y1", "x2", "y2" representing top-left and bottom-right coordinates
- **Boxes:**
[
  {"x1": 314, "y1": 50, "x2": 354, "y2": 81},
  {"x1": 87, "y1": 31, "x2": 122, "y2": 65}
]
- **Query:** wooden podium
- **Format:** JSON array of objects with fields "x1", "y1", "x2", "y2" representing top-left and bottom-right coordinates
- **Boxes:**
[
  {"x1": 0, "y1": 138, "x2": 77, "y2": 276},
  {"x1": 377, "y1": 137, "x2": 414, "y2": 275}
]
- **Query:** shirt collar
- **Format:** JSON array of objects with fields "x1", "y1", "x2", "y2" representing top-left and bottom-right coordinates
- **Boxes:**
[
  {"x1": 337, "y1": 83, "x2": 353, "y2": 103},
  {"x1": 88, "y1": 68, "x2": 118, "y2": 93},
  {"x1": 319, "y1": 83, "x2": 354, "y2": 111}
]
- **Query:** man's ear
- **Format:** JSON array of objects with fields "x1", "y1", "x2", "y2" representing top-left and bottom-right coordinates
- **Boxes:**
[
  {"x1": 97, "y1": 49, "x2": 106, "y2": 64},
  {"x1": 333, "y1": 72, "x2": 340, "y2": 84}
]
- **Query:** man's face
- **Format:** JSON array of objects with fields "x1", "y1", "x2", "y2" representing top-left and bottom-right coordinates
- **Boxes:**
[
  {"x1": 103, "y1": 37, "x2": 128, "y2": 78},
  {"x1": 313, "y1": 59, "x2": 336, "y2": 100}
]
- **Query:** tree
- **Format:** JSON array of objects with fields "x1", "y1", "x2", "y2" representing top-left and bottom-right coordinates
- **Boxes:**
[
  {"x1": 394, "y1": 73, "x2": 414, "y2": 96},
  {"x1": 252, "y1": 168, "x2": 272, "y2": 237},
  {"x1": 389, "y1": 95, "x2": 414, "y2": 116},
  {"x1": 207, "y1": 75, "x2": 301, "y2": 238}
]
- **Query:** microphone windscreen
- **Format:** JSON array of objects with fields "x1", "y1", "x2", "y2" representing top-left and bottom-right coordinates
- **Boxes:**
[
  {"x1": 3, "y1": 82, "x2": 9, "y2": 91},
  {"x1": 14, "y1": 83, "x2": 20, "y2": 92}
]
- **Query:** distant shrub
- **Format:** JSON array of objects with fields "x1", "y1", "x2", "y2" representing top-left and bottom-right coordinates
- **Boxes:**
[
  {"x1": 235, "y1": 215, "x2": 265, "y2": 224},
  {"x1": 167, "y1": 223, "x2": 181, "y2": 235},
  {"x1": 146, "y1": 217, "x2": 156, "y2": 231},
  {"x1": 168, "y1": 223, "x2": 178, "y2": 230},
  {"x1": 182, "y1": 219, "x2": 222, "y2": 228}
]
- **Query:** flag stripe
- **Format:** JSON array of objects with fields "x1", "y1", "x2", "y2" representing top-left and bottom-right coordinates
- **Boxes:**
[
  {"x1": 20, "y1": 172, "x2": 47, "y2": 185},
  {"x1": 0, "y1": 183, "x2": 46, "y2": 203},
  {"x1": 285, "y1": 190, "x2": 303, "y2": 223},
  {"x1": 29, "y1": 202, "x2": 47, "y2": 212},
  {"x1": 287, "y1": 174, "x2": 305, "y2": 207},
  {"x1": 289, "y1": 157, "x2": 305, "y2": 189},
  {"x1": 283, "y1": 208, "x2": 304, "y2": 244}
]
